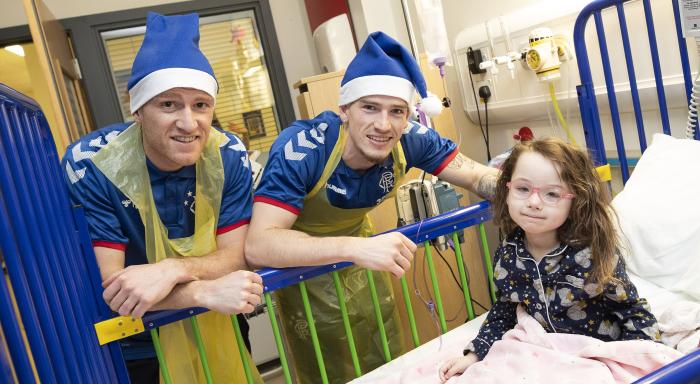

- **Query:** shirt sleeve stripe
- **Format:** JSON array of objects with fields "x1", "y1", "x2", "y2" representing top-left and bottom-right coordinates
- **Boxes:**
[
  {"x1": 253, "y1": 196, "x2": 301, "y2": 215},
  {"x1": 92, "y1": 240, "x2": 127, "y2": 251},
  {"x1": 216, "y1": 218, "x2": 251, "y2": 235},
  {"x1": 432, "y1": 149, "x2": 459, "y2": 176}
]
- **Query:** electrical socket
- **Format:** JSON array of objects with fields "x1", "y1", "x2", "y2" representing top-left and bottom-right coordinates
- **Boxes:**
[{"x1": 467, "y1": 47, "x2": 487, "y2": 75}]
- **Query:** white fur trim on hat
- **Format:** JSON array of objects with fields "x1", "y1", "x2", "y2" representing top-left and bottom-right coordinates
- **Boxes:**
[
  {"x1": 339, "y1": 75, "x2": 415, "y2": 106},
  {"x1": 129, "y1": 67, "x2": 218, "y2": 113}
]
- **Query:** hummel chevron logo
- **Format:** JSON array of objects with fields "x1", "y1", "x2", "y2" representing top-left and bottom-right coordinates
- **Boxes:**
[
  {"x1": 88, "y1": 131, "x2": 119, "y2": 148},
  {"x1": 284, "y1": 141, "x2": 306, "y2": 161},
  {"x1": 219, "y1": 135, "x2": 247, "y2": 152},
  {"x1": 297, "y1": 131, "x2": 317, "y2": 149},
  {"x1": 66, "y1": 162, "x2": 86, "y2": 184},
  {"x1": 309, "y1": 122, "x2": 327, "y2": 144},
  {"x1": 72, "y1": 142, "x2": 96, "y2": 162},
  {"x1": 229, "y1": 136, "x2": 247, "y2": 152},
  {"x1": 403, "y1": 123, "x2": 428, "y2": 135}
]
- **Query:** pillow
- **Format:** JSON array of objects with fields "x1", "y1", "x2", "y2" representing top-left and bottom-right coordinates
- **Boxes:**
[{"x1": 612, "y1": 133, "x2": 700, "y2": 300}]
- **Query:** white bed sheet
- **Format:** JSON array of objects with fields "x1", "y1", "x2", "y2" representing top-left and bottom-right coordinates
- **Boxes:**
[
  {"x1": 628, "y1": 271, "x2": 693, "y2": 318},
  {"x1": 350, "y1": 314, "x2": 486, "y2": 383},
  {"x1": 351, "y1": 272, "x2": 691, "y2": 383}
]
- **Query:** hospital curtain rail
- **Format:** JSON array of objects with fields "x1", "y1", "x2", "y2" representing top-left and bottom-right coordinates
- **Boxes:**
[
  {"x1": 0, "y1": 83, "x2": 129, "y2": 383},
  {"x1": 93, "y1": 200, "x2": 495, "y2": 384}
]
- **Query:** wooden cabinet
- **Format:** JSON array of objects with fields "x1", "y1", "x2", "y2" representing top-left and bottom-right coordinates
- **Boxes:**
[
  {"x1": 293, "y1": 71, "x2": 344, "y2": 119},
  {"x1": 293, "y1": 58, "x2": 492, "y2": 346}
]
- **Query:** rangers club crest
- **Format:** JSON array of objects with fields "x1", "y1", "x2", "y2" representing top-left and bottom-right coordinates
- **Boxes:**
[{"x1": 379, "y1": 171, "x2": 394, "y2": 193}]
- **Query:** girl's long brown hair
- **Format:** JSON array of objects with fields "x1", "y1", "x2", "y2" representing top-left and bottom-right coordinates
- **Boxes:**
[{"x1": 492, "y1": 137, "x2": 620, "y2": 286}]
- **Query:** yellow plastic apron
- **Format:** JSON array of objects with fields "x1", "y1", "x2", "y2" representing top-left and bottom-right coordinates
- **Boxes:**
[
  {"x1": 276, "y1": 125, "x2": 407, "y2": 384},
  {"x1": 92, "y1": 123, "x2": 262, "y2": 383}
]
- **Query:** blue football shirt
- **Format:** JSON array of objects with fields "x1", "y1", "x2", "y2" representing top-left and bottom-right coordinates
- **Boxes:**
[
  {"x1": 254, "y1": 111, "x2": 457, "y2": 214},
  {"x1": 62, "y1": 122, "x2": 254, "y2": 267}
]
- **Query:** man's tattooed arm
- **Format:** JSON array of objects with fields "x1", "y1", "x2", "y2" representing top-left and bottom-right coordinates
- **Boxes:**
[
  {"x1": 447, "y1": 153, "x2": 475, "y2": 170},
  {"x1": 439, "y1": 152, "x2": 499, "y2": 201},
  {"x1": 475, "y1": 173, "x2": 498, "y2": 201}
]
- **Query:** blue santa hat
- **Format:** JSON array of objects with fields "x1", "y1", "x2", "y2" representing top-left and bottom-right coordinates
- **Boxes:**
[
  {"x1": 128, "y1": 12, "x2": 218, "y2": 113},
  {"x1": 339, "y1": 31, "x2": 442, "y2": 117}
]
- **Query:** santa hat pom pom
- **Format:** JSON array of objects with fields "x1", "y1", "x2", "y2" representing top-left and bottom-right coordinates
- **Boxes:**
[{"x1": 420, "y1": 93, "x2": 443, "y2": 117}]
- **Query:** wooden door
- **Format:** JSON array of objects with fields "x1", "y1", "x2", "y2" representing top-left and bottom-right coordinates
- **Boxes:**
[{"x1": 22, "y1": 0, "x2": 92, "y2": 155}]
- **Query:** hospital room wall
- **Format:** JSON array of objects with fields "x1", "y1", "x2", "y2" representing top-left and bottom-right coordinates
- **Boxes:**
[
  {"x1": 438, "y1": 0, "x2": 541, "y2": 166},
  {"x1": 434, "y1": 1, "x2": 695, "y2": 167}
]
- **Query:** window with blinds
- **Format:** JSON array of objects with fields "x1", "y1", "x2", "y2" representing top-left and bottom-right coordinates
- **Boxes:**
[{"x1": 101, "y1": 11, "x2": 280, "y2": 153}]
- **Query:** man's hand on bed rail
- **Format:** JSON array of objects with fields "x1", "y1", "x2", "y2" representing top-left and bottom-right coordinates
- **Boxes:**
[
  {"x1": 439, "y1": 352, "x2": 479, "y2": 383},
  {"x1": 344, "y1": 233, "x2": 416, "y2": 278}
]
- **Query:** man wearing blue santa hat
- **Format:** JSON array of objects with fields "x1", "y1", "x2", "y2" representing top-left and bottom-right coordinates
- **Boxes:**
[
  {"x1": 62, "y1": 12, "x2": 263, "y2": 383},
  {"x1": 246, "y1": 31, "x2": 499, "y2": 383}
]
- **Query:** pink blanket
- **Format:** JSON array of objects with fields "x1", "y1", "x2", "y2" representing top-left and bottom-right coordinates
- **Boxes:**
[
  {"x1": 450, "y1": 306, "x2": 682, "y2": 384},
  {"x1": 352, "y1": 307, "x2": 683, "y2": 383}
]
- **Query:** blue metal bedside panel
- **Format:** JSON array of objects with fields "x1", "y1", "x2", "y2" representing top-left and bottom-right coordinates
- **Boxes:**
[
  {"x1": 633, "y1": 348, "x2": 700, "y2": 384},
  {"x1": 0, "y1": 83, "x2": 128, "y2": 383},
  {"x1": 0, "y1": 95, "x2": 63, "y2": 384},
  {"x1": 13, "y1": 107, "x2": 94, "y2": 382},
  {"x1": 2, "y1": 95, "x2": 84, "y2": 383}
]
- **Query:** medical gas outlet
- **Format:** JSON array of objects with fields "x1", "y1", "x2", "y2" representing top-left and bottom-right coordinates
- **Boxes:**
[{"x1": 524, "y1": 27, "x2": 561, "y2": 81}]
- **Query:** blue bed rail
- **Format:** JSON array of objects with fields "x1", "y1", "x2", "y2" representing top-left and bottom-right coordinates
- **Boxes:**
[
  {"x1": 257, "y1": 200, "x2": 492, "y2": 293},
  {"x1": 0, "y1": 83, "x2": 129, "y2": 383},
  {"x1": 574, "y1": 0, "x2": 696, "y2": 184},
  {"x1": 634, "y1": 347, "x2": 700, "y2": 384}
]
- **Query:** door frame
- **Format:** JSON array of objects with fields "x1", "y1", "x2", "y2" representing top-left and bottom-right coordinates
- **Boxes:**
[
  {"x1": 0, "y1": 25, "x2": 31, "y2": 46},
  {"x1": 62, "y1": 0, "x2": 294, "y2": 130}
]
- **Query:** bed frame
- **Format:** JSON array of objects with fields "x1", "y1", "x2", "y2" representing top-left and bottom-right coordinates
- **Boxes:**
[{"x1": 1, "y1": 0, "x2": 699, "y2": 382}]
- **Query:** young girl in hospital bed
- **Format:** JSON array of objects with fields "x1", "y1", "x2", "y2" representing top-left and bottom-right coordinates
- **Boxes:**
[{"x1": 439, "y1": 137, "x2": 665, "y2": 383}]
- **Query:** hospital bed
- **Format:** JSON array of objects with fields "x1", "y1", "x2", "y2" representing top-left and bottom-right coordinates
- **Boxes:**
[{"x1": 1, "y1": 0, "x2": 699, "y2": 383}]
